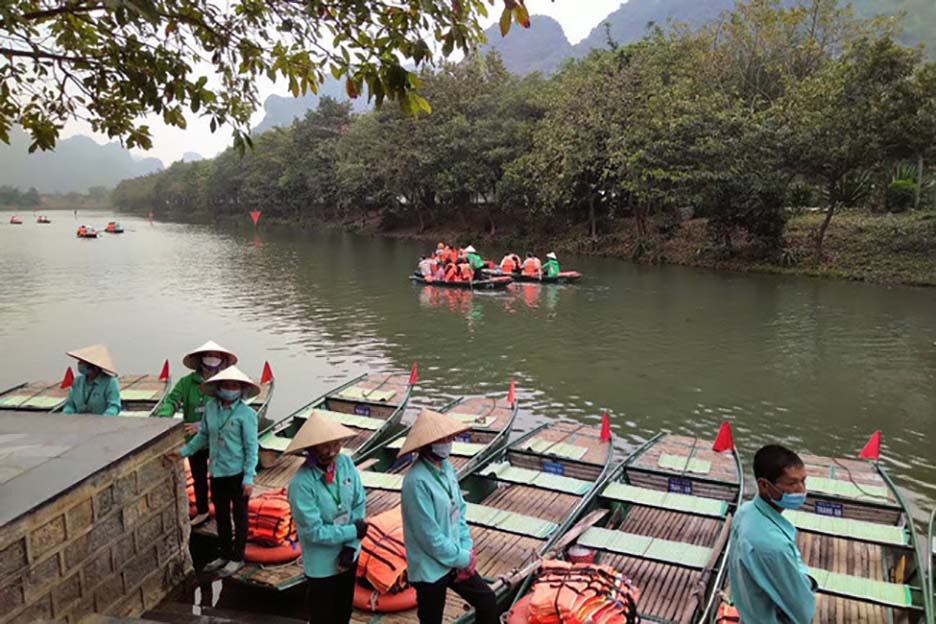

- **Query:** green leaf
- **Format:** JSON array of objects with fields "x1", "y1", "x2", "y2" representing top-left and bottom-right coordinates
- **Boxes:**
[{"x1": 499, "y1": 7, "x2": 512, "y2": 37}]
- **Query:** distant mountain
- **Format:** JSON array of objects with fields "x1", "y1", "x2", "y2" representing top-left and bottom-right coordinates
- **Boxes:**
[
  {"x1": 180, "y1": 152, "x2": 204, "y2": 162},
  {"x1": 0, "y1": 126, "x2": 164, "y2": 193},
  {"x1": 252, "y1": 77, "x2": 370, "y2": 134},
  {"x1": 478, "y1": 15, "x2": 574, "y2": 75}
]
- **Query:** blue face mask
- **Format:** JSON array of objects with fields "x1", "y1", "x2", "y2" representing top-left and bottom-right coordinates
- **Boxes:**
[
  {"x1": 430, "y1": 442, "x2": 452, "y2": 459},
  {"x1": 764, "y1": 480, "x2": 807, "y2": 510},
  {"x1": 77, "y1": 362, "x2": 94, "y2": 376},
  {"x1": 216, "y1": 388, "x2": 241, "y2": 402}
]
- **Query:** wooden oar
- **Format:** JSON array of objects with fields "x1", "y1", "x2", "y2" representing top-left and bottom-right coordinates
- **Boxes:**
[
  {"x1": 677, "y1": 512, "x2": 734, "y2": 623},
  {"x1": 491, "y1": 508, "x2": 609, "y2": 592}
]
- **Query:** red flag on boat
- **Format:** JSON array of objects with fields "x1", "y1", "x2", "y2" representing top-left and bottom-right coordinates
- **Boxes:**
[
  {"x1": 60, "y1": 367, "x2": 74, "y2": 389},
  {"x1": 158, "y1": 359, "x2": 170, "y2": 381},
  {"x1": 858, "y1": 431, "x2": 881, "y2": 461},
  {"x1": 712, "y1": 421, "x2": 735, "y2": 452},
  {"x1": 600, "y1": 412, "x2": 611, "y2": 442},
  {"x1": 249, "y1": 210, "x2": 261, "y2": 226},
  {"x1": 260, "y1": 361, "x2": 274, "y2": 384},
  {"x1": 408, "y1": 361, "x2": 418, "y2": 386},
  {"x1": 508, "y1": 378, "x2": 515, "y2": 406}
]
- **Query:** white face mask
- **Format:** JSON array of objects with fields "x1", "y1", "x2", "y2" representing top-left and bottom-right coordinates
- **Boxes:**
[
  {"x1": 202, "y1": 355, "x2": 223, "y2": 368},
  {"x1": 430, "y1": 442, "x2": 453, "y2": 459}
]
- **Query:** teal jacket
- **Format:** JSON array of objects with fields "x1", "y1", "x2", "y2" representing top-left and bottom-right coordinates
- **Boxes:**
[
  {"x1": 62, "y1": 374, "x2": 121, "y2": 416},
  {"x1": 467, "y1": 252, "x2": 484, "y2": 270},
  {"x1": 156, "y1": 371, "x2": 209, "y2": 441},
  {"x1": 727, "y1": 496, "x2": 816, "y2": 624},
  {"x1": 287, "y1": 454, "x2": 366, "y2": 578},
  {"x1": 543, "y1": 259, "x2": 560, "y2": 277},
  {"x1": 180, "y1": 398, "x2": 259, "y2": 485},
  {"x1": 401, "y1": 457, "x2": 472, "y2": 583}
]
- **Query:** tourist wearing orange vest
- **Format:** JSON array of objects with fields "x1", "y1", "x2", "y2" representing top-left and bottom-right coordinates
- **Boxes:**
[
  {"x1": 521, "y1": 253, "x2": 542, "y2": 278},
  {"x1": 444, "y1": 262, "x2": 459, "y2": 282},
  {"x1": 458, "y1": 261, "x2": 473, "y2": 282},
  {"x1": 499, "y1": 254, "x2": 518, "y2": 273}
]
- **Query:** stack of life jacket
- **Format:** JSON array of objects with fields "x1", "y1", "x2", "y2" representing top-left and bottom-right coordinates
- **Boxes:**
[
  {"x1": 526, "y1": 560, "x2": 640, "y2": 624},
  {"x1": 246, "y1": 488, "x2": 297, "y2": 547},
  {"x1": 356, "y1": 507, "x2": 409, "y2": 594},
  {"x1": 715, "y1": 603, "x2": 741, "y2": 622}
]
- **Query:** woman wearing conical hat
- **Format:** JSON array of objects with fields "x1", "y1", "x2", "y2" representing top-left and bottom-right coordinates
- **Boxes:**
[
  {"x1": 157, "y1": 340, "x2": 238, "y2": 528},
  {"x1": 285, "y1": 411, "x2": 368, "y2": 624},
  {"x1": 177, "y1": 365, "x2": 259, "y2": 579},
  {"x1": 400, "y1": 409, "x2": 499, "y2": 624},
  {"x1": 61, "y1": 345, "x2": 121, "y2": 416}
]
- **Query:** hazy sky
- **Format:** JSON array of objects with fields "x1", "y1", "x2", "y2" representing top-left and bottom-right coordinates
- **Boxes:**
[{"x1": 57, "y1": 1, "x2": 625, "y2": 166}]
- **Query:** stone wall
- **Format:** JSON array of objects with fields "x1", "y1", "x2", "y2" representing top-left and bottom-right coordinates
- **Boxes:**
[{"x1": 0, "y1": 429, "x2": 192, "y2": 624}]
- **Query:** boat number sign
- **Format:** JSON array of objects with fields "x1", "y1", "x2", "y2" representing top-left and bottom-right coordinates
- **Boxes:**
[
  {"x1": 668, "y1": 477, "x2": 693, "y2": 495},
  {"x1": 354, "y1": 404, "x2": 371, "y2": 417},
  {"x1": 815, "y1": 500, "x2": 844, "y2": 517},
  {"x1": 543, "y1": 461, "x2": 564, "y2": 476}
]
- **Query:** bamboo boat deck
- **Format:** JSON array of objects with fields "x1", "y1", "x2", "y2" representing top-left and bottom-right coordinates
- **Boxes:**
[
  {"x1": 0, "y1": 379, "x2": 68, "y2": 410},
  {"x1": 351, "y1": 422, "x2": 612, "y2": 624},
  {"x1": 573, "y1": 432, "x2": 742, "y2": 624},
  {"x1": 118, "y1": 374, "x2": 170, "y2": 414}
]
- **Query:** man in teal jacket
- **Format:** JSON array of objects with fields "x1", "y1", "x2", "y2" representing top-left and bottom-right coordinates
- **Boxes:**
[
  {"x1": 727, "y1": 444, "x2": 816, "y2": 623},
  {"x1": 285, "y1": 411, "x2": 367, "y2": 624},
  {"x1": 62, "y1": 344, "x2": 121, "y2": 415},
  {"x1": 400, "y1": 409, "x2": 499, "y2": 624},
  {"x1": 178, "y1": 365, "x2": 259, "y2": 579},
  {"x1": 158, "y1": 340, "x2": 238, "y2": 526}
]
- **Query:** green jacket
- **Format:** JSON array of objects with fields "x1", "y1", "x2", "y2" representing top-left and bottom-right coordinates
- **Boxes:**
[
  {"x1": 543, "y1": 259, "x2": 560, "y2": 277},
  {"x1": 467, "y1": 252, "x2": 484, "y2": 270},
  {"x1": 62, "y1": 374, "x2": 121, "y2": 416},
  {"x1": 156, "y1": 371, "x2": 209, "y2": 441}
]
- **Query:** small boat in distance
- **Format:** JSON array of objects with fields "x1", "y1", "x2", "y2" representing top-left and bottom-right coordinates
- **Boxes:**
[
  {"x1": 76, "y1": 226, "x2": 98, "y2": 238},
  {"x1": 37, "y1": 216, "x2": 51, "y2": 224},
  {"x1": 9, "y1": 216, "x2": 22, "y2": 224},
  {"x1": 484, "y1": 268, "x2": 582, "y2": 284},
  {"x1": 410, "y1": 274, "x2": 513, "y2": 290},
  {"x1": 104, "y1": 221, "x2": 124, "y2": 233}
]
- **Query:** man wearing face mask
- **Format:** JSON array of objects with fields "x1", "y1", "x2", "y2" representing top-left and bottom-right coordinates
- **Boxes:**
[
  {"x1": 399, "y1": 409, "x2": 499, "y2": 624},
  {"x1": 284, "y1": 411, "x2": 367, "y2": 624},
  {"x1": 157, "y1": 340, "x2": 238, "y2": 527},
  {"x1": 62, "y1": 344, "x2": 121, "y2": 415},
  {"x1": 175, "y1": 365, "x2": 259, "y2": 579},
  {"x1": 727, "y1": 444, "x2": 817, "y2": 624}
]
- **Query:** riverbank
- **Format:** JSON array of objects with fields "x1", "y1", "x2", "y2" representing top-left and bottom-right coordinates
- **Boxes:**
[{"x1": 340, "y1": 210, "x2": 936, "y2": 288}]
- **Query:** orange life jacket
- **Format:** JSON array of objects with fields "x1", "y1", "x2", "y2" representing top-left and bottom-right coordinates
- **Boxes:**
[
  {"x1": 246, "y1": 488, "x2": 297, "y2": 547},
  {"x1": 527, "y1": 561, "x2": 640, "y2": 624},
  {"x1": 716, "y1": 604, "x2": 741, "y2": 623},
  {"x1": 444, "y1": 264, "x2": 459, "y2": 282},
  {"x1": 356, "y1": 507, "x2": 409, "y2": 594},
  {"x1": 500, "y1": 256, "x2": 517, "y2": 273},
  {"x1": 78, "y1": 227, "x2": 86, "y2": 236},
  {"x1": 459, "y1": 263, "x2": 473, "y2": 281},
  {"x1": 445, "y1": 247, "x2": 457, "y2": 263},
  {"x1": 522, "y1": 258, "x2": 539, "y2": 276}
]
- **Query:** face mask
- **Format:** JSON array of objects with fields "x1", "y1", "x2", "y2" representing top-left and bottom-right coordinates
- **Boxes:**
[
  {"x1": 430, "y1": 442, "x2": 452, "y2": 459},
  {"x1": 216, "y1": 388, "x2": 241, "y2": 402},
  {"x1": 202, "y1": 355, "x2": 223, "y2": 368},
  {"x1": 764, "y1": 480, "x2": 807, "y2": 510},
  {"x1": 77, "y1": 362, "x2": 94, "y2": 376}
]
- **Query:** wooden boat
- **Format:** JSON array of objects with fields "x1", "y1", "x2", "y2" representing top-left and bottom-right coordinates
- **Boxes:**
[
  {"x1": 484, "y1": 268, "x2": 582, "y2": 284},
  {"x1": 155, "y1": 363, "x2": 275, "y2": 429},
  {"x1": 104, "y1": 221, "x2": 124, "y2": 233},
  {"x1": 345, "y1": 420, "x2": 613, "y2": 622},
  {"x1": 36, "y1": 216, "x2": 51, "y2": 224},
  {"x1": 225, "y1": 389, "x2": 519, "y2": 592},
  {"x1": 410, "y1": 274, "x2": 513, "y2": 290},
  {"x1": 9, "y1": 216, "x2": 22, "y2": 224},
  {"x1": 112, "y1": 374, "x2": 172, "y2": 416},
  {"x1": 0, "y1": 369, "x2": 171, "y2": 415},
  {"x1": 254, "y1": 371, "x2": 414, "y2": 484},
  {"x1": 76, "y1": 227, "x2": 98, "y2": 238},
  {"x1": 512, "y1": 428, "x2": 743, "y2": 624},
  {"x1": 0, "y1": 378, "x2": 71, "y2": 411}
]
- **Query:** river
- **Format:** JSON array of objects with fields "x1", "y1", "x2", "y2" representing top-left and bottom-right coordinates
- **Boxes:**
[{"x1": 1, "y1": 210, "x2": 934, "y2": 520}]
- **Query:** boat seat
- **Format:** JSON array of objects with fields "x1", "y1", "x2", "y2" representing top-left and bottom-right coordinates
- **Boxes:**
[
  {"x1": 387, "y1": 438, "x2": 486, "y2": 457},
  {"x1": 121, "y1": 389, "x2": 159, "y2": 401},
  {"x1": 465, "y1": 503, "x2": 557, "y2": 539},
  {"x1": 447, "y1": 413, "x2": 497, "y2": 427},
  {"x1": 118, "y1": 411, "x2": 150, "y2": 418},
  {"x1": 657, "y1": 453, "x2": 711, "y2": 475},
  {"x1": 259, "y1": 433, "x2": 292, "y2": 452},
  {"x1": 478, "y1": 462, "x2": 592, "y2": 495},
  {"x1": 336, "y1": 387, "x2": 397, "y2": 403},
  {"x1": 807, "y1": 567, "x2": 916, "y2": 609},
  {"x1": 360, "y1": 471, "x2": 405, "y2": 491},
  {"x1": 807, "y1": 476, "x2": 891, "y2": 504},
  {"x1": 578, "y1": 527, "x2": 712, "y2": 569},
  {"x1": 786, "y1": 510, "x2": 907, "y2": 546},
  {"x1": 520, "y1": 439, "x2": 588, "y2": 460},
  {"x1": 602, "y1": 482, "x2": 728, "y2": 518},
  {"x1": 0, "y1": 395, "x2": 62, "y2": 408},
  {"x1": 300, "y1": 408, "x2": 384, "y2": 431}
]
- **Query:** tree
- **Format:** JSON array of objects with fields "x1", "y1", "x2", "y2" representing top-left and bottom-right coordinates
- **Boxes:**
[{"x1": 1, "y1": 0, "x2": 532, "y2": 152}]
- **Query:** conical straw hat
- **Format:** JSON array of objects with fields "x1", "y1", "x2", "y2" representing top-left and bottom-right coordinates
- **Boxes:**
[
  {"x1": 182, "y1": 340, "x2": 238, "y2": 370},
  {"x1": 397, "y1": 408, "x2": 471, "y2": 457},
  {"x1": 66, "y1": 344, "x2": 117, "y2": 376},
  {"x1": 199, "y1": 365, "x2": 260, "y2": 399},
  {"x1": 284, "y1": 410, "x2": 357, "y2": 456}
]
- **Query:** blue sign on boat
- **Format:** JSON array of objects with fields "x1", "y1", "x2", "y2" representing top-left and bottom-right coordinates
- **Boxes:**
[
  {"x1": 354, "y1": 404, "x2": 370, "y2": 416},
  {"x1": 543, "y1": 461, "x2": 564, "y2": 475},
  {"x1": 668, "y1": 477, "x2": 693, "y2": 495},
  {"x1": 815, "y1": 500, "x2": 844, "y2": 517}
]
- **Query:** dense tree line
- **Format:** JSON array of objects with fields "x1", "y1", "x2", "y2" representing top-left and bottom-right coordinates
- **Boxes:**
[
  {"x1": 113, "y1": 0, "x2": 936, "y2": 261},
  {"x1": 0, "y1": 186, "x2": 40, "y2": 207}
]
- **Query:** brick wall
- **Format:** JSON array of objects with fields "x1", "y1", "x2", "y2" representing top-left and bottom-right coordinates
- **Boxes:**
[{"x1": 0, "y1": 430, "x2": 193, "y2": 624}]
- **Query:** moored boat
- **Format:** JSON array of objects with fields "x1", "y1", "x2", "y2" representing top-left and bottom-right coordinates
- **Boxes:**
[
  {"x1": 9, "y1": 216, "x2": 22, "y2": 224},
  {"x1": 484, "y1": 268, "x2": 582, "y2": 284},
  {"x1": 0, "y1": 376, "x2": 72, "y2": 411},
  {"x1": 104, "y1": 221, "x2": 124, "y2": 233},
  {"x1": 76, "y1": 226, "x2": 98, "y2": 238},
  {"x1": 410, "y1": 274, "x2": 513, "y2": 290},
  {"x1": 37, "y1": 216, "x2": 51, "y2": 224}
]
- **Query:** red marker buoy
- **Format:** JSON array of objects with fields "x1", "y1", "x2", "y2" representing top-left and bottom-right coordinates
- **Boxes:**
[
  {"x1": 858, "y1": 431, "x2": 881, "y2": 461},
  {"x1": 260, "y1": 361, "x2": 274, "y2": 385},
  {"x1": 60, "y1": 367, "x2": 74, "y2": 389},
  {"x1": 600, "y1": 412, "x2": 611, "y2": 442},
  {"x1": 712, "y1": 421, "x2": 735, "y2": 453}
]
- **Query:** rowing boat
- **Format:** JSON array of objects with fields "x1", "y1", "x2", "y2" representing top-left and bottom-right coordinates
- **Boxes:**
[
  {"x1": 226, "y1": 388, "x2": 518, "y2": 592},
  {"x1": 347, "y1": 420, "x2": 613, "y2": 623},
  {"x1": 0, "y1": 370, "x2": 171, "y2": 416},
  {"x1": 0, "y1": 379, "x2": 70, "y2": 411},
  {"x1": 483, "y1": 269, "x2": 582, "y2": 284},
  {"x1": 509, "y1": 427, "x2": 742, "y2": 624},
  {"x1": 410, "y1": 274, "x2": 513, "y2": 290}
]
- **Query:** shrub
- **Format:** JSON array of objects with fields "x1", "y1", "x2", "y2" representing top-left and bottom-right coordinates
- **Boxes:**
[
  {"x1": 785, "y1": 182, "x2": 816, "y2": 210},
  {"x1": 886, "y1": 179, "x2": 917, "y2": 213}
]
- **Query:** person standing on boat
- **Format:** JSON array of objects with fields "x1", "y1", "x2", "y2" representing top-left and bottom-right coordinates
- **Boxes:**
[
  {"x1": 285, "y1": 411, "x2": 367, "y2": 624},
  {"x1": 465, "y1": 245, "x2": 485, "y2": 280},
  {"x1": 157, "y1": 340, "x2": 238, "y2": 527},
  {"x1": 400, "y1": 409, "x2": 499, "y2": 624},
  {"x1": 62, "y1": 344, "x2": 121, "y2": 416},
  {"x1": 176, "y1": 365, "x2": 260, "y2": 579},
  {"x1": 542, "y1": 252, "x2": 560, "y2": 278},
  {"x1": 727, "y1": 444, "x2": 816, "y2": 624}
]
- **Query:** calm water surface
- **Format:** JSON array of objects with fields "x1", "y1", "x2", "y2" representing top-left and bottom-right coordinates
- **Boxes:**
[{"x1": 1, "y1": 210, "x2": 934, "y2": 522}]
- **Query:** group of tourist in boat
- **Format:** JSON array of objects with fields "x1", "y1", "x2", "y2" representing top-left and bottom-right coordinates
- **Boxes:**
[{"x1": 416, "y1": 243, "x2": 562, "y2": 282}]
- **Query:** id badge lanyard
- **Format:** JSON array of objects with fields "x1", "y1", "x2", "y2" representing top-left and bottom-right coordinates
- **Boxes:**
[
  {"x1": 424, "y1": 459, "x2": 459, "y2": 525},
  {"x1": 323, "y1": 471, "x2": 348, "y2": 524}
]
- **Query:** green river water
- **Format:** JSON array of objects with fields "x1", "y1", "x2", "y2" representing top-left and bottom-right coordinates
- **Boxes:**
[{"x1": 1, "y1": 210, "x2": 935, "y2": 524}]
